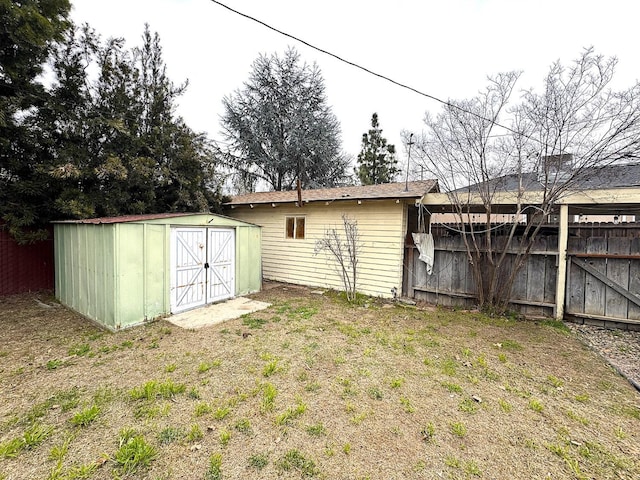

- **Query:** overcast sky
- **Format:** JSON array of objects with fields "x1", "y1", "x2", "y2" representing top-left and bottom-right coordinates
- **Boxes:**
[{"x1": 70, "y1": 0, "x2": 639, "y2": 170}]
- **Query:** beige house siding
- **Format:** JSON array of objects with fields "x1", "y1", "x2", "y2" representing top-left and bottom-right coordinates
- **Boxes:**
[{"x1": 229, "y1": 200, "x2": 409, "y2": 298}]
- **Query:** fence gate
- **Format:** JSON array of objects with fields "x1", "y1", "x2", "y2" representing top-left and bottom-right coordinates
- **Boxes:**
[
  {"x1": 170, "y1": 227, "x2": 235, "y2": 313},
  {"x1": 565, "y1": 237, "x2": 640, "y2": 324}
]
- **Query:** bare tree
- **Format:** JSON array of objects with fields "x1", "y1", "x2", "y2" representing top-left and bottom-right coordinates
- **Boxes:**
[
  {"x1": 314, "y1": 214, "x2": 361, "y2": 302},
  {"x1": 413, "y1": 48, "x2": 640, "y2": 314}
]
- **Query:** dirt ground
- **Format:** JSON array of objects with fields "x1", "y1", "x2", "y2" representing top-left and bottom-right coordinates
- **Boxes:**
[
  {"x1": 567, "y1": 322, "x2": 640, "y2": 391},
  {"x1": 1, "y1": 285, "x2": 639, "y2": 480}
]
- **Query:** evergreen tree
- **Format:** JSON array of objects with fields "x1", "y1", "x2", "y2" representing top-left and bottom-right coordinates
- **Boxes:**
[
  {"x1": 221, "y1": 47, "x2": 349, "y2": 192},
  {"x1": 356, "y1": 113, "x2": 399, "y2": 185},
  {"x1": 0, "y1": 0, "x2": 71, "y2": 242},
  {"x1": 1, "y1": 19, "x2": 223, "y2": 242}
]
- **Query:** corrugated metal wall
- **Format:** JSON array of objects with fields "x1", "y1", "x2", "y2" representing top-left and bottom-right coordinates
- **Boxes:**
[
  {"x1": 0, "y1": 227, "x2": 54, "y2": 295},
  {"x1": 54, "y1": 214, "x2": 262, "y2": 330}
]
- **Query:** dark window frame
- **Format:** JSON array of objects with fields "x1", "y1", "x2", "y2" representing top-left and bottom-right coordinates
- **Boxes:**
[{"x1": 285, "y1": 216, "x2": 306, "y2": 239}]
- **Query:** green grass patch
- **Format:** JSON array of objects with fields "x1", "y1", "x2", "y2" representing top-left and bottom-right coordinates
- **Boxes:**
[
  {"x1": 499, "y1": 399, "x2": 512, "y2": 413},
  {"x1": 389, "y1": 377, "x2": 405, "y2": 389},
  {"x1": 261, "y1": 382, "x2": 277, "y2": 412},
  {"x1": 276, "y1": 449, "x2": 319, "y2": 476},
  {"x1": 459, "y1": 398, "x2": 479, "y2": 414},
  {"x1": 158, "y1": 426, "x2": 184, "y2": 445},
  {"x1": 234, "y1": 418, "x2": 252, "y2": 435},
  {"x1": 134, "y1": 402, "x2": 170, "y2": 420},
  {"x1": 242, "y1": 315, "x2": 268, "y2": 329},
  {"x1": 306, "y1": 423, "x2": 326, "y2": 436},
  {"x1": 574, "y1": 393, "x2": 590, "y2": 403},
  {"x1": 400, "y1": 396, "x2": 415, "y2": 413},
  {"x1": 539, "y1": 319, "x2": 571, "y2": 333},
  {"x1": 129, "y1": 380, "x2": 186, "y2": 401},
  {"x1": 114, "y1": 430, "x2": 157, "y2": 475},
  {"x1": 498, "y1": 339, "x2": 523, "y2": 351},
  {"x1": 450, "y1": 421, "x2": 467, "y2": 437},
  {"x1": 198, "y1": 359, "x2": 222, "y2": 373},
  {"x1": 46, "y1": 359, "x2": 64, "y2": 370},
  {"x1": 0, "y1": 423, "x2": 53, "y2": 458},
  {"x1": 441, "y1": 381, "x2": 463, "y2": 393},
  {"x1": 205, "y1": 453, "x2": 223, "y2": 480},
  {"x1": 440, "y1": 357, "x2": 458, "y2": 376},
  {"x1": 213, "y1": 406, "x2": 231, "y2": 420},
  {"x1": 68, "y1": 343, "x2": 91, "y2": 357},
  {"x1": 187, "y1": 424, "x2": 203, "y2": 442},
  {"x1": 219, "y1": 428, "x2": 231, "y2": 446},
  {"x1": 529, "y1": 398, "x2": 544, "y2": 413},
  {"x1": 566, "y1": 409, "x2": 589, "y2": 425},
  {"x1": 421, "y1": 423, "x2": 436, "y2": 442},
  {"x1": 368, "y1": 386, "x2": 383, "y2": 400},
  {"x1": 547, "y1": 375, "x2": 564, "y2": 388},
  {"x1": 247, "y1": 452, "x2": 269, "y2": 470},
  {"x1": 262, "y1": 359, "x2": 281, "y2": 377},
  {"x1": 70, "y1": 405, "x2": 100, "y2": 427},
  {"x1": 194, "y1": 402, "x2": 213, "y2": 417},
  {"x1": 275, "y1": 398, "x2": 307, "y2": 426}
]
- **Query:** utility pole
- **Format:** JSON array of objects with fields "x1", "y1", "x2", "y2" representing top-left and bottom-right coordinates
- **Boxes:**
[{"x1": 404, "y1": 133, "x2": 414, "y2": 192}]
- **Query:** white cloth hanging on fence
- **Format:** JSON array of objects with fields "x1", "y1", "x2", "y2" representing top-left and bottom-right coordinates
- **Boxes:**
[{"x1": 412, "y1": 232, "x2": 434, "y2": 275}]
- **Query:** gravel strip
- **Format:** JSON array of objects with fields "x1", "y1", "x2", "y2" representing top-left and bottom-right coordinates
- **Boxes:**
[{"x1": 568, "y1": 322, "x2": 640, "y2": 392}]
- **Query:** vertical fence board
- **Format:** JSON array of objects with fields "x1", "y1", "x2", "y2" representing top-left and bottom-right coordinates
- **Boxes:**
[
  {"x1": 525, "y1": 237, "x2": 547, "y2": 316},
  {"x1": 451, "y1": 249, "x2": 465, "y2": 293},
  {"x1": 544, "y1": 236, "x2": 558, "y2": 305},
  {"x1": 438, "y1": 246, "x2": 454, "y2": 306},
  {"x1": 566, "y1": 237, "x2": 586, "y2": 314},
  {"x1": 511, "y1": 238, "x2": 528, "y2": 301},
  {"x1": 604, "y1": 237, "x2": 630, "y2": 319},
  {"x1": 628, "y1": 238, "x2": 640, "y2": 321},
  {"x1": 583, "y1": 238, "x2": 607, "y2": 316},
  {"x1": 413, "y1": 248, "x2": 427, "y2": 287}
]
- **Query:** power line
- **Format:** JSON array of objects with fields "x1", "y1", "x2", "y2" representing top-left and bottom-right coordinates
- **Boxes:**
[{"x1": 208, "y1": 0, "x2": 525, "y2": 139}]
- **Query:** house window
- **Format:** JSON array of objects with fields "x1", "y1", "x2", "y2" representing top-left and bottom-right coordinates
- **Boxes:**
[{"x1": 286, "y1": 216, "x2": 305, "y2": 239}]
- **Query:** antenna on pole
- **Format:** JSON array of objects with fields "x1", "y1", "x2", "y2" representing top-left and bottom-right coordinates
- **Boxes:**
[{"x1": 404, "y1": 133, "x2": 414, "y2": 192}]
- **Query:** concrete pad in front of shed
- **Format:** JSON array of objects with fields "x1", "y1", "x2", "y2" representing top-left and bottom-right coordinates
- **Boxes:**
[{"x1": 167, "y1": 297, "x2": 271, "y2": 329}]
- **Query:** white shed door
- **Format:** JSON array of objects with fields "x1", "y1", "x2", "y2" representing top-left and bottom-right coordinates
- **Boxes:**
[
  {"x1": 170, "y1": 227, "x2": 235, "y2": 313},
  {"x1": 171, "y1": 228, "x2": 207, "y2": 313},
  {"x1": 207, "y1": 228, "x2": 235, "y2": 302}
]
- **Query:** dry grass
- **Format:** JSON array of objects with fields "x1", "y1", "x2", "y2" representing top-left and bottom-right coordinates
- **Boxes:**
[{"x1": 1, "y1": 285, "x2": 639, "y2": 480}]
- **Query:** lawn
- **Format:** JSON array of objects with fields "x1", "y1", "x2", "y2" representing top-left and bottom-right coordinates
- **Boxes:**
[{"x1": 1, "y1": 284, "x2": 639, "y2": 480}]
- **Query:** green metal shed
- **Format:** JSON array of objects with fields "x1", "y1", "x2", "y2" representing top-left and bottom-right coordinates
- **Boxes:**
[{"x1": 53, "y1": 213, "x2": 262, "y2": 330}]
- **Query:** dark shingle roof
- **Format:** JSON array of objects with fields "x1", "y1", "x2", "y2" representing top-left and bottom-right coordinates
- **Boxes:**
[
  {"x1": 226, "y1": 180, "x2": 439, "y2": 206},
  {"x1": 455, "y1": 163, "x2": 640, "y2": 193}
]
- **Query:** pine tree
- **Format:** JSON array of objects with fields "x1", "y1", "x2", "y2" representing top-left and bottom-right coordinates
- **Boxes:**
[{"x1": 356, "y1": 113, "x2": 399, "y2": 185}]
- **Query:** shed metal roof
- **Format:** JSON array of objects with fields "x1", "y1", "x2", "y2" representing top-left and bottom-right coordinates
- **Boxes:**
[
  {"x1": 54, "y1": 213, "x2": 201, "y2": 225},
  {"x1": 225, "y1": 180, "x2": 439, "y2": 206}
]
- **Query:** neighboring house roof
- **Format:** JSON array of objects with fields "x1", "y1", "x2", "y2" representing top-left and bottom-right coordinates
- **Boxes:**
[
  {"x1": 226, "y1": 180, "x2": 439, "y2": 206},
  {"x1": 54, "y1": 213, "x2": 200, "y2": 224},
  {"x1": 456, "y1": 162, "x2": 640, "y2": 193}
]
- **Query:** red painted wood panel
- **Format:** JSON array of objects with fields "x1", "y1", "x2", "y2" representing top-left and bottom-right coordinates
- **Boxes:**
[{"x1": 0, "y1": 227, "x2": 54, "y2": 295}]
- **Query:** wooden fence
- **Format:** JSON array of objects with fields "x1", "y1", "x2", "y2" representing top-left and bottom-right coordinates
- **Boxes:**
[
  {"x1": 405, "y1": 225, "x2": 640, "y2": 327},
  {"x1": 566, "y1": 236, "x2": 640, "y2": 325},
  {"x1": 406, "y1": 234, "x2": 558, "y2": 317}
]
